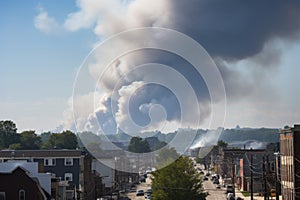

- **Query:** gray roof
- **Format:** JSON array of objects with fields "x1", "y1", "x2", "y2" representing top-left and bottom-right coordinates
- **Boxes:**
[{"x1": 0, "y1": 149, "x2": 83, "y2": 158}]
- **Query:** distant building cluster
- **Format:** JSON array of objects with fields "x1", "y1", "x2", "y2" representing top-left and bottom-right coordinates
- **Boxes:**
[
  {"x1": 0, "y1": 124, "x2": 299, "y2": 200},
  {"x1": 194, "y1": 124, "x2": 300, "y2": 200}
]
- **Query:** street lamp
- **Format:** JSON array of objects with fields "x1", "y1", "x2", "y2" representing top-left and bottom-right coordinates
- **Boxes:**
[{"x1": 274, "y1": 152, "x2": 280, "y2": 200}]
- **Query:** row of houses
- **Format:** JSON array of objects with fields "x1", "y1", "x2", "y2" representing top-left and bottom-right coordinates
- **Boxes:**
[
  {"x1": 0, "y1": 148, "x2": 147, "y2": 200},
  {"x1": 198, "y1": 124, "x2": 299, "y2": 200},
  {"x1": 0, "y1": 150, "x2": 94, "y2": 199}
]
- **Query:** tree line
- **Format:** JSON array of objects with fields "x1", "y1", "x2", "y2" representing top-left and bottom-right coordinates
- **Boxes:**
[{"x1": 0, "y1": 120, "x2": 78, "y2": 150}]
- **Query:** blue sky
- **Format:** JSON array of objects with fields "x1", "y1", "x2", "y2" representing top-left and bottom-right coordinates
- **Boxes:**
[
  {"x1": 0, "y1": 0, "x2": 96, "y2": 131},
  {"x1": 1, "y1": 0, "x2": 300, "y2": 133}
]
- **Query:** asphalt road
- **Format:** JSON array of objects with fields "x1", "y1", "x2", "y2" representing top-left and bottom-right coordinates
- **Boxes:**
[
  {"x1": 203, "y1": 179, "x2": 227, "y2": 200},
  {"x1": 127, "y1": 175, "x2": 152, "y2": 200}
]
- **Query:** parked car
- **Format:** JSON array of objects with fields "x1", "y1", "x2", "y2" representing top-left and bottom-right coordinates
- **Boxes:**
[
  {"x1": 145, "y1": 193, "x2": 152, "y2": 199},
  {"x1": 213, "y1": 179, "x2": 220, "y2": 184},
  {"x1": 270, "y1": 189, "x2": 276, "y2": 197},
  {"x1": 136, "y1": 190, "x2": 144, "y2": 196},
  {"x1": 227, "y1": 193, "x2": 235, "y2": 200},
  {"x1": 216, "y1": 184, "x2": 221, "y2": 189},
  {"x1": 226, "y1": 185, "x2": 234, "y2": 193},
  {"x1": 139, "y1": 177, "x2": 146, "y2": 183},
  {"x1": 145, "y1": 188, "x2": 152, "y2": 194},
  {"x1": 203, "y1": 176, "x2": 208, "y2": 181}
]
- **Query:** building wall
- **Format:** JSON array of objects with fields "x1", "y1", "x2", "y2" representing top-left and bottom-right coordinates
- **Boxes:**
[
  {"x1": 34, "y1": 157, "x2": 80, "y2": 187},
  {"x1": 0, "y1": 161, "x2": 51, "y2": 194},
  {"x1": 0, "y1": 168, "x2": 46, "y2": 200},
  {"x1": 294, "y1": 127, "x2": 300, "y2": 200},
  {"x1": 280, "y1": 125, "x2": 300, "y2": 200},
  {"x1": 83, "y1": 154, "x2": 95, "y2": 200},
  {"x1": 92, "y1": 159, "x2": 114, "y2": 188},
  {"x1": 240, "y1": 158, "x2": 246, "y2": 191},
  {"x1": 0, "y1": 150, "x2": 93, "y2": 200}
]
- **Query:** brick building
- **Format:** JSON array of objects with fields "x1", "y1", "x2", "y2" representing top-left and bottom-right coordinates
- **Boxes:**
[
  {"x1": 280, "y1": 125, "x2": 300, "y2": 200},
  {"x1": 0, "y1": 167, "x2": 48, "y2": 200}
]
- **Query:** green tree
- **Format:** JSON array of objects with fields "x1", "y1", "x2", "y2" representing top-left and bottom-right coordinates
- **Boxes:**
[
  {"x1": 128, "y1": 137, "x2": 151, "y2": 153},
  {"x1": 0, "y1": 120, "x2": 19, "y2": 149},
  {"x1": 60, "y1": 130, "x2": 78, "y2": 149},
  {"x1": 42, "y1": 130, "x2": 78, "y2": 149},
  {"x1": 153, "y1": 141, "x2": 167, "y2": 151},
  {"x1": 19, "y1": 130, "x2": 41, "y2": 149},
  {"x1": 217, "y1": 140, "x2": 228, "y2": 148},
  {"x1": 8, "y1": 143, "x2": 22, "y2": 150},
  {"x1": 151, "y1": 156, "x2": 206, "y2": 200},
  {"x1": 156, "y1": 147, "x2": 179, "y2": 167},
  {"x1": 40, "y1": 132, "x2": 52, "y2": 143}
]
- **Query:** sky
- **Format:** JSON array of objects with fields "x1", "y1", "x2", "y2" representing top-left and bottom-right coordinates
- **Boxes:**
[{"x1": 1, "y1": 0, "x2": 300, "y2": 134}]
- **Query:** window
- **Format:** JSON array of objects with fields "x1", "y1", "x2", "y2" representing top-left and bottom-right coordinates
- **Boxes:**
[
  {"x1": 64, "y1": 158, "x2": 73, "y2": 166},
  {"x1": 0, "y1": 192, "x2": 6, "y2": 200},
  {"x1": 19, "y1": 189, "x2": 25, "y2": 200},
  {"x1": 65, "y1": 173, "x2": 73, "y2": 182},
  {"x1": 44, "y1": 158, "x2": 56, "y2": 166}
]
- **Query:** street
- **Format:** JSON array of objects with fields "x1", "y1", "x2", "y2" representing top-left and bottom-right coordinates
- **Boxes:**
[
  {"x1": 203, "y1": 179, "x2": 227, "y2": 200},
  {"x1": 127, "y1": 175, "x2": 152, "y2": 200}
]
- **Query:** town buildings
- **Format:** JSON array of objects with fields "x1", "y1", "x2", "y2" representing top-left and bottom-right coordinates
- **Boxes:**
[
  {"x1": 280, "y1": 125, "x2": 300, "y2": 200},
  {"x1": 0, "y1": 166, "x2": 49, "y2": 200},
  {"x1": 0, "y1": 150, "x2": 94, "y2": 200},
  {"x1": 198, "y1": 143, "x2": 280, "y2": 196}
]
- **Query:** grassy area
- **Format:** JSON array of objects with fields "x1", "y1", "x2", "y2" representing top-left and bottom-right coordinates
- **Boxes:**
[{"x1": 241, "y1": 191, "x2": 250, "y2": 197}]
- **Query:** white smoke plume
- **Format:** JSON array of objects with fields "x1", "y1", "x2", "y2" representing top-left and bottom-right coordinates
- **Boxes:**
[{"x1": 57, "y1": 0, "x2": 300, "y2": 136}]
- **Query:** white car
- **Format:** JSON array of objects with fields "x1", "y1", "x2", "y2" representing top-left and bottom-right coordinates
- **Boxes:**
[{"x1": 227, "y1": 193, "x2": 235, "y2": 200}]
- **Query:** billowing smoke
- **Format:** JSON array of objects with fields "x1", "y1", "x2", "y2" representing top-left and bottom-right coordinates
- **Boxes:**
[
  {"x1": 59, "y1": 0, "x2": 300, "y2": 135},
  {"x1": 190, "y1": 129, "x2": 223, "y2": 149},
  {"x1": 229, "y1": 140, "x2": 267, "y2": 149}
]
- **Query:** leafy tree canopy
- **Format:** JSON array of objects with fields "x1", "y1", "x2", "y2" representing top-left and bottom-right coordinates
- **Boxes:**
[
  {"x1": 151, "y1": 156, "x2": 206, "y2": 200},
  {"x1": 9, "y1": 130, "x2": 41, "y2": 150},
  {"x1": 128, "y1": 137, "x2": 151, "y2": 153},
  {"x1": 42, "y1": 130, "x2": 78, "y2": 149},
  {"x1": 0, "y1": 120, "x2": 19, "y2": 149},
  {"x1": 156, "y1": 147, "x2": 179, "y2": 168},
  {"x1": 217, "y1": 140, "x2": 228, "y2": 148}
]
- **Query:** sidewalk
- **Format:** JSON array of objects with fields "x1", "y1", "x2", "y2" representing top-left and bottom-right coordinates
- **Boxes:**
[
  {"x1": 235, "y1": 189, "x2": 282, "y2": 200},
  {"x1": 235, "y1": 189, "x2": 262, "y2": 200}
]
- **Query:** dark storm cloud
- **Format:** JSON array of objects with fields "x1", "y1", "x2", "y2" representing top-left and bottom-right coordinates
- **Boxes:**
[{"x1": 167, "y1": 0, "x2": 300, "y2": 60}]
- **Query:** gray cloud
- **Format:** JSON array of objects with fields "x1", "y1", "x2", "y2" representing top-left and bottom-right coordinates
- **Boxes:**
[
  {"x1": 167, "y1": 0, "x2": 300, "y2": 60},
  {"x1": 64, "y1": 0, "x2": 300, "y2": 134}
]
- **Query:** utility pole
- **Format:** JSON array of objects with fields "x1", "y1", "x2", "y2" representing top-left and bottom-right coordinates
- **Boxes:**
[
  {"x1": 250, "y1": 152, "x2": 254, "y2": 200},
  {"x1": 263, "y1": 155, "x2": 267, "y2": 200},
  {"x1": 274, "y1": 152, "x2": 280, "y2": 200},
  {"x1": 232, "y1": 156, "x2": 235, "y2": 197},
  {"x1": 266, "y1": 156, "x2": 269, "y2": 200}
]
